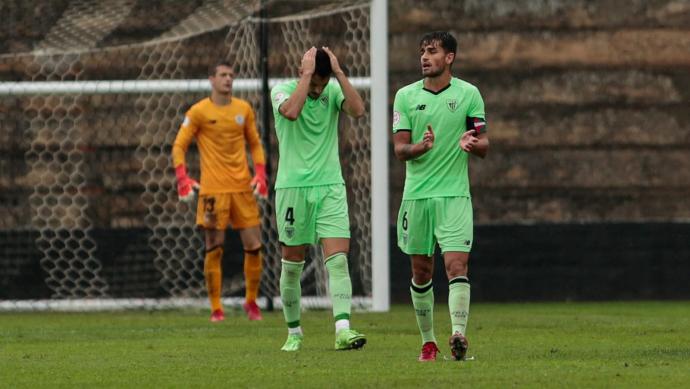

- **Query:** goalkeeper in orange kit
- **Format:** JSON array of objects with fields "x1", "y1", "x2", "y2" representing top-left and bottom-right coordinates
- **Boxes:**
[{"x1": 172, "y1": 60, "x2": 268, "y2": 322}]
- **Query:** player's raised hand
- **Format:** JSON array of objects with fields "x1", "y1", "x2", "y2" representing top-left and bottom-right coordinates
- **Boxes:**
[
  {"x1": 175, "y1": 164, "x2": 199, "y2": 202},
  {"x1": 301, "y1": 47, "x2": 317, "y2": 76},
  {"x1": 321, "y1": 46, "x2": 342, "y2": 74},
  {"x1": 460, "y1": 129, "x2": 479, "y2": 152},
  {"x1": 421, "y1": 124, "x2": 434, "y2": 151},
  {"x1": 251, "y1": 163, "x2": 268, "y2": 199}
]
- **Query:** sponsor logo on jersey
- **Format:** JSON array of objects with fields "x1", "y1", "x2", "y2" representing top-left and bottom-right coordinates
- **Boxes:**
[
  {"x1": 415, "y1": 104, "x2": 426, "y2": 111},
  {"x1": 319, "y1": 95, "x2": 329, "y2": 107},
  {"x1": 446, "y1": 99, "x2": 458, "y2": 112},
  {"x1": 235, "y1": 115, "x2": 245, "y2": 125},
  {"x1": 393, "y1": 111, "x2": 400, "y2": 126}
]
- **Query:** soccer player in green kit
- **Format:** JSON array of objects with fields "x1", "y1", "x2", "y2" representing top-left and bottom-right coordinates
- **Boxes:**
[
  {"x1": 392, "y1": 31, "x2": 489, "y2": 362},
  {"x1": 271, "y1": 46, "x2": 367, "y2": 352}
]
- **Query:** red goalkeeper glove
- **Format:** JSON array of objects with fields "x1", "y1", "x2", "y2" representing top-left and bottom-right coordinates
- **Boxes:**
[
  {"x1": 175, "y1": 164, "x2": 199, "y2": 202},
  {"x1": 250, "y1": 163, "x2": 268, "y2": 199}
]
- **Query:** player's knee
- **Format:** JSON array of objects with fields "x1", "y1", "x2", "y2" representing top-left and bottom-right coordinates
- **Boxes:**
[
  {"x1": 205, "y1": 229, "x2": 225, "y2": 247},
  {"x1": 446, "y1": 261, "x2": 468, "y2": 279},
  {"x1": 244, "y1": 245, "x2": 262, "y2": 255},
  {"x1": 412, "y1": 272, "x2": 432, "y2": 285},
  {"x1": 411, "y1": 263, "x2": 433, "y2": 284},
  {"x1": 282, "y1": 245, "x2": 306, "y2": 261}
]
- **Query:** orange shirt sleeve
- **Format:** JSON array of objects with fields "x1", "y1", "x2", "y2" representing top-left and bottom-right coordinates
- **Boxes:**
[
  {"x1": 244, "y1": 105, "x2": 266, "y2": 166},
  {"x1": 172, "y1": 108, "x2": 200, "y2": 168}
]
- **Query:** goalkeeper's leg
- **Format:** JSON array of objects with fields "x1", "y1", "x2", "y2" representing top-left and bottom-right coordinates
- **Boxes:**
[
  {"x1": 238, "y1": 225, "x2": 263, "y2": 320},
  {"x1": 204, "y1": 229, "x2": 226, "y2": 322}
]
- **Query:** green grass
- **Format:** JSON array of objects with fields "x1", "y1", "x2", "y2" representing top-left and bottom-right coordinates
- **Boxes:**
[{"x1": 2, "y1": 302, "x2": 690, "y2": 388}]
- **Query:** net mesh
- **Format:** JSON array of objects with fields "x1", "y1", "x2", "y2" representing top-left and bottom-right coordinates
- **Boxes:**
[{"x1": 0, "y1": 0, "x2": 372, "y2": 309}]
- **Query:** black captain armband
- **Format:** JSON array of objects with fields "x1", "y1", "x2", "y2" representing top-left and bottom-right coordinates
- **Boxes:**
[{"x1": 466, "y1": 117, "x2": 487, "y2": 135}]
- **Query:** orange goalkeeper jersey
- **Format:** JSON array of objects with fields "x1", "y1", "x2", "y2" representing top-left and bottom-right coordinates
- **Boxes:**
[{"x1": 172, "y1": 97, "x2": 265, "y2": 195}]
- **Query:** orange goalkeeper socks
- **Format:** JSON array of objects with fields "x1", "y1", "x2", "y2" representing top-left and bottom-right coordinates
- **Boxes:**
[
  {"x1": 244, "y1": 247, "x2": 263, "y2": 303},
  {"x1": 204, "y1": 246, "x2": 223, "y2": 312}
]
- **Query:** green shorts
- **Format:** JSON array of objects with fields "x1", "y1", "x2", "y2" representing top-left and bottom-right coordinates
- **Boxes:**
[
  {"x1": 397, "y1": 196, "x2": 473, "y2": 256},
  {"x1": 276, "y1": 184, "x2": 350, "y2": 246}
]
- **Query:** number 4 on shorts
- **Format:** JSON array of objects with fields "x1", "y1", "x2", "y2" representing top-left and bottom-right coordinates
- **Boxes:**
[{"x1": 285, "y1": 207, "x2": 295, "y2": 225}]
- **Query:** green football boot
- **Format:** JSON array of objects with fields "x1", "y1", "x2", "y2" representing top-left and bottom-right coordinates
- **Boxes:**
[
  {"x1": 280, "y1": 334, "x2": 303, "y2": 352},
  {"x1": 334, "y1": 328, "x2": 367, "y2": 350}
]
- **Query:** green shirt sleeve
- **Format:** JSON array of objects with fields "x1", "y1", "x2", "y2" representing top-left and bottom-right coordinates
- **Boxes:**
[
  {"x1": 392, "y1": 89, "x2": 410, "y2": 133},
  {"x1": 271, "y1": 83, "x2": 292, "y2": 115},
  {"x1": 467, "y1": 87, "x2": 485, "y2": 119},
  {"x1": 332, "y1": 83, "x2": 345, "y2": 111}
]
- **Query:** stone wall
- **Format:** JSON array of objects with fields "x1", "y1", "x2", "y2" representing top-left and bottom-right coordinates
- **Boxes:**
[{"x1": 388, "y1": 0, "x2": 690, "y2": 224}]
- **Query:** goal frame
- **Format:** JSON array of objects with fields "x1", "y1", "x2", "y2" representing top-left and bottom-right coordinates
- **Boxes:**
[{"x1": 0, "y1": 0, "x2": 390, "y2": 312}]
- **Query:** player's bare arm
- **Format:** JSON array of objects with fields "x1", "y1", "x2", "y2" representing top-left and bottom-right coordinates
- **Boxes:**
[
  {"x1": 322, "y1": 46, "x2": 365, "y2": 118},
  {"x1": 393, "y1": 124, "x2": 435, "y2": 161},
  {"x1": 460, "y1": 130, "x2": 489, "y2": 158},
  {"x1": 279, "y1": 47, "x2": 317, "y2": 121}
]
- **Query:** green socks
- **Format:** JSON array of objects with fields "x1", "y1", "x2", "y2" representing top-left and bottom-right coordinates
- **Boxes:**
[
  {"x1": 411, "y1": 279, "x2": 436, "y2": 344},
  {"x1": 448, "y1": 276, "x2": 470, "y2": 335},
  {"x1": 280, "y1": 259, "x2": 304, "y2": 329},
  {"x1": 325, "y1": 253, "x2": 352, "y2": 323}
]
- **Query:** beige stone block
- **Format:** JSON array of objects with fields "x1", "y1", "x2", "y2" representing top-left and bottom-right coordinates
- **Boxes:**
[{"x1": 390, "y1": 30, "x2": 690, "y2": 70}]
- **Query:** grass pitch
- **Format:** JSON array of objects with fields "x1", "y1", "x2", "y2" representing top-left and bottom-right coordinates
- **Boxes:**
[{"x1": 2, "y1": 302, "x2": 689, "y2": 388}]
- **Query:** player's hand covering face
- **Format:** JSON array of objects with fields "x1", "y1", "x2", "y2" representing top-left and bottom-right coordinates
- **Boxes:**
[
  {"x1": 321, "y1": 46, "x2": 342, "y2": 74},
  {"x1": 300, "y1": 47, "x2": 317, "y2": 76}
]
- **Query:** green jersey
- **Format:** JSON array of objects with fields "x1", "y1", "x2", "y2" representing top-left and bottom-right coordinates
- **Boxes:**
[
  {"x1": 393, "y1": 77, "x2": 486, "y2": 200},
  {"x1": 271, "y1": 80, "x2": 346, "y2": 189}
]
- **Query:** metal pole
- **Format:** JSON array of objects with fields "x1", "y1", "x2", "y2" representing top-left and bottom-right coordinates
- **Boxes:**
[
  {"x1": 370, "y1": 0, "x2": 390, "y2": 311},
  {"x1": 259, "y1": 0, "x2": 274, "y2": 312}
]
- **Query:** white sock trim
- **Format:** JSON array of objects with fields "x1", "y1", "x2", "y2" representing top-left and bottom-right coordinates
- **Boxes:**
[{"x1": 335, "y1": 319, "x2": 350, "y2": 333}]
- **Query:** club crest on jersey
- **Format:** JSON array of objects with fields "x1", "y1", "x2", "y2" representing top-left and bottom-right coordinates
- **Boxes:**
[
  {"x1": 446, "y1": 99, "x2": 459, "y2": 112},
  {"x1": 319, "y1": 95, "x2": 329, "y2": 107},
  {"x1": 285, "y1": 226, "x2": 295, "y2": 239},
  {"x1": 235, "y1": 115, "x2": 245, "y2": 125},
  {"x1": 393, "y1": 111, "x2": 400, "y2": 126}
]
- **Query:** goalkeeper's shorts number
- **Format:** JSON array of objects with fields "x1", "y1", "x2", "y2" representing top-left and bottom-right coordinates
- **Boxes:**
[{"x1": 203, "y1": 197, "x2": 216, "y2": 213}]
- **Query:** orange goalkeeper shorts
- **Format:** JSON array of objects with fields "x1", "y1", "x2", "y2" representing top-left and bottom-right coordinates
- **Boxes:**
[{"x1": 196, "y1": 192, "x2": 261, "y2": 230}]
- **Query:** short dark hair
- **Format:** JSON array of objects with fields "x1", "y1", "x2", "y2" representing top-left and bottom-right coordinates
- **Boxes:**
[
  {"x1": 314, "y1": 49, "x2": 332, "y2": 78},
  {"x1": 208, "y1": 60, "x2": 233, "y2": 77},
  {"x1": 419, "y1": 31, "x2": 457, "y2": 55}
]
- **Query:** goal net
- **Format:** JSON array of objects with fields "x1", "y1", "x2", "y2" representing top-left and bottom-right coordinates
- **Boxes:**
[{"x1": 0, "y1": 0, "x2": 386, "y2": 311}]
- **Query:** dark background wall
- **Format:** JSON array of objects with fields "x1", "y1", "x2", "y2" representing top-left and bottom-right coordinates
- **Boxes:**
[
  {"x1": 388, "y1": 0, "x2": 690, "y2": 225},
  {"x1": 1, "y1": 0, "x2": 689, "y2": 301},
  {"x1": 385, "y1": 0, "x2": 690, "y2": 302}
]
